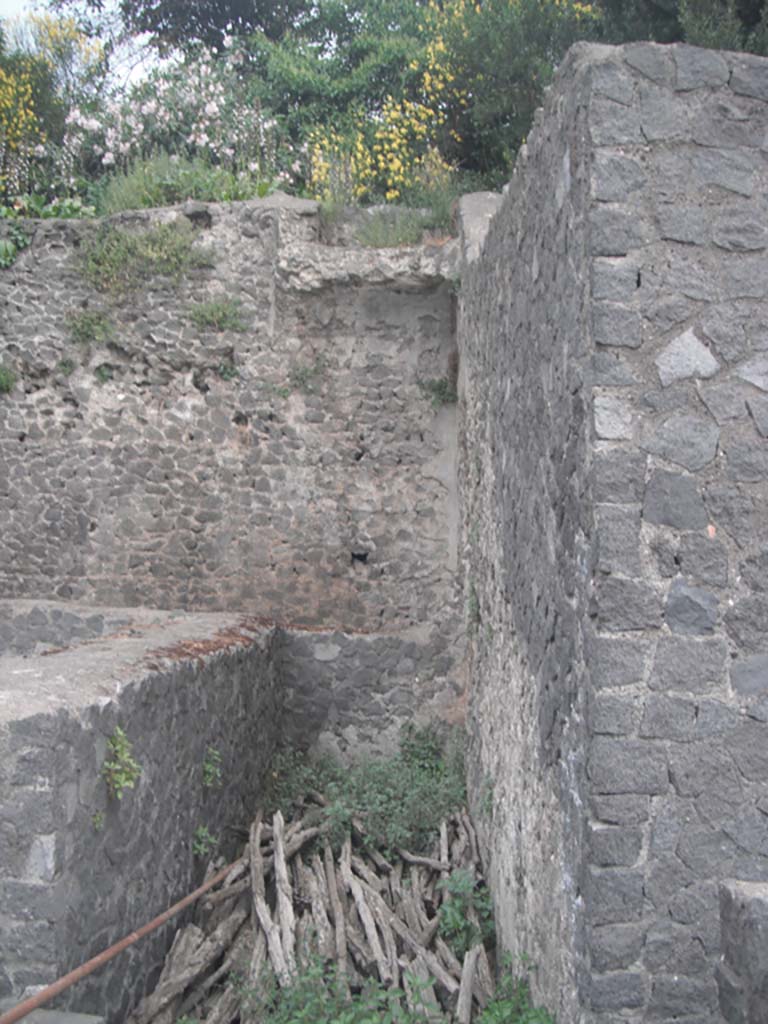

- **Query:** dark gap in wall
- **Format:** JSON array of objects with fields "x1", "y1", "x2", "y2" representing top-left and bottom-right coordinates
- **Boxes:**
[{"x1": 351, "y1": 551, "x2": 369, "y2": 565}]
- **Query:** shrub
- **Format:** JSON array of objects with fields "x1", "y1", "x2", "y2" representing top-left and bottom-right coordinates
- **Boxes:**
[
  {"x1": 102, "y1": 726, "x2": 141, "y2": 800},
  {"x1": 188, "y1": 296, "x2": 246, "y2": 332},
  {"x1": 0, "y1": 364, "x2": 16, "y2": 393},
  {"x1": 81, "y1": 219, "x2": 213, "y2": 295},
  {"x1": 67, "y1": 308, "x2": 112, "y2": 345},
  {"x1": 437, "y1": 868, "x2": 494, "y2": 957},
  {"x1": 98, "y1": 153, "x2": 276, "y2": 215},
  {"x1": 419, "y1": 377, "x2": 458, "y2": 407},
  {"x1": 267, "y1": 723, "x2": 465, "y2": 856}
]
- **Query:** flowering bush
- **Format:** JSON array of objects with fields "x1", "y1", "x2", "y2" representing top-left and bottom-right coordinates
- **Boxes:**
[{"x1": 0, "y1": 63, "x2": 43, "y2": 201}]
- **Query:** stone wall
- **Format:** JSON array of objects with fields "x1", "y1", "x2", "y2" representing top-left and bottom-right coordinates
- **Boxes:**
[
  {"x1": 717, "y1": 880, "x2": 768, "y2": 1023},
  {"x1": 0, "y1": 609, "x2": 280, "y2": 1018},
  {"x1": 459, "y1": 42, "x2": 768, "y2": 1023},
  {"x1": 0, "y1": 199, "x2": 458, "y2": 634}
]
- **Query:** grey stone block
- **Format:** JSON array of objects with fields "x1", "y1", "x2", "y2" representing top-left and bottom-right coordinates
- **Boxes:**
[
  {"x1": 699, "y1": 380, "x2": 750, "y2": 424},
  {"x1": 641, "y1": 413, "x2": 720, "y2": 472},
  {"x1": 587, "y1": 866, "x2": 645, "y2": 925},
  {"x1": 594, "y1": 578, "x2": 662, "y2": 632},
  {"x1": 590, "y1": 350, "x2": 636, "y2": 386},
  {"x1": 589, "y1": 737, "x2": 668, "y2": 795},
  {"x1": 730, "y1": 54, "x2": 768, "y2": 100},
  {"x1": 674, "y1": 46, "x2": 729, "y2": 90},
  {"x1": 643, "y1": 470, "x2": 708, "y2": 530},
  {"x1": 592, "y1": 152, "x2": 647, "y2": 202},
  {"x1": 589, "y1": 922, "x2": 646, "y2": 971},
  {"x1": 731, "y1": 654, "x2": 768, "y2": 697},
  {"x1": 590, "y1": 205, "x2": 654, "y2": 257},
  {"x1": 640, "y1": 695, "x2": 697, "y2": 740},
  {"x1": 591, "y1": 693, "x2": 641, "y2": 735},
  {"x1": 590, "y1": 970, "x2": 646, "y2": 1010},
  {"x1": 592, "y1": 794, "x2": 650, "y2": 826},
  {"x1": 726, "y1": 595, "x2": 768, "y2": 653},
  {"x1": 594, "y1": 394, "x2": 634, "y2": 439},
  {"x1": 649, "y1": 635, "x2": 728, "y2": 694},
  {"x1": 655, "y1": 328, "x2": 719, "y2": 387},
  {"x1": 624, "y1": 43, "x2": 675, "y2": 85},
  {"x1": 593, "y1": 448, "x2": 646, "y2": 503},
  {"x1": 713, "y1": 209, "x2": 768, "y2": 252},
  {"x1": 677, "y1": 534, "x2": 728, "y2": 587},
  {"x1": 665, "y1": 580, "x2": 718, "y2": 635},
  {"x1": 748, "y1": 394, "x2": 768, "y2": 437},
  {"x1": 649, "y1": 973, "x2": 719, "y2": 1016},
  {"x1": 656, "y1": 203, "x2": 710, "y2": 244},
  {"x1": 592, "y1": 302, "x2": 643, "y2": 349},
  {"x1": 596, "y1": 504, "x2": 642, "y2": 576},
  {"x1": 669, "y1": 742, "x2": 743, "y2": 802},
  {"x1": 588, "y1": 824, "x2": 643, "y2": 867}
]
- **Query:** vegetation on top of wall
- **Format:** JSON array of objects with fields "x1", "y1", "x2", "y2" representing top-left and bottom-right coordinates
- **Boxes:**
[
  {"x1": 0, "y1": 222, "x2": 29, "y2": 268},
  {"x1": 80, "y1": 220, "x2": 214, "y2": 295},
  {"x1": 419, "y1": 377, "x2": 458, "y2": 408}
]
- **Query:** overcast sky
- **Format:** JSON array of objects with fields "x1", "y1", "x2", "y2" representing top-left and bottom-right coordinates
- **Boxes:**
[{"x1": 0, "y1": 0, "x2": 37, "y2": 21}]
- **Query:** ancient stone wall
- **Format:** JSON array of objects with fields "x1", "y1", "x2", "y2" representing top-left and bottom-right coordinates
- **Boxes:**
[
  {"x1": 459, "y1": 41, "x2": 768, "y2": 1023},
  {"x1": 0, "y1": 610, "x2": 280, "y2": 1017}
]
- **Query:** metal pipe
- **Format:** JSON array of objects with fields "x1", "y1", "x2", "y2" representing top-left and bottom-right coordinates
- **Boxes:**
[{"x1": 0, "y1": 857, "x2": 245, "y2": 1024}]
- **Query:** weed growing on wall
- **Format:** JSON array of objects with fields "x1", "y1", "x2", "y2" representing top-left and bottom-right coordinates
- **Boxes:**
[
  {"x1": 355, "y1": 209, "x2": 431, "y2": 248},
  {"x1": 81, "y1": 219, "x2": 214, "y2": 296},
  {"x1": 268, "y1": 724, "x2": 465, "y2": 856},
  {"x1": 57, "y1": 358, "x2": 75, "y2": 376},
  {"x1": 102, "y1": 725, "x2": 141, "y2": 800},
  {"x1": 288, "y1": 355, "x2": 325, "y2": 394},
  {"x1": 192, "y1": 825, "x2": 218, "y2": 858},
  {"x1": 94, "y1": 364, "x2": 113, "y2": 383},
  {"x1": 477, "y1": 958, "x2": 556, "y2": 1024},
  {"x1": 419, "y1": 376, "x2": 458, "y2": 407},
  {"x1": 0, "y1": 365, "x2": 16, "y2": 394},
  {"x1": 0, "y1": 222, "x2": 29, "y2": 268},
  {"x1": 66, "y1": 308, "x2": 113, "y2": 345},
  {"x1": 202, "y1": 746, "x2": 223, "y2": 789},
  {"x1": 188, "y1": 296, "x2": 246, "y2": 333},
  {"x1": 217, "y1": 361, "x2": 239, "y2": 382}
]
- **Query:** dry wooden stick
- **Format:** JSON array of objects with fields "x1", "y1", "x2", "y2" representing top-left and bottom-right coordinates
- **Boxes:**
[
  {"x1": 339, "y1": 837, "x2": 392, "y2": 983},
  {"x1": 398, "y1": 849, "x2": 450, "y2": 873},
  {"x1": 273, "y1": 811, "x2": 297, "y2": 975},
  {"x1": 249, "y1": 817, "x2": 291, "y2": 986},
  {"x1": 323, "y1": 842, "x2": 350, "y2": 994}
]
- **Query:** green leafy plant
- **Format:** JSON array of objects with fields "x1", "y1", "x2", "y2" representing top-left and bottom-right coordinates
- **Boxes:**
[
  {"x1": 478, "y1": 958, "x2": 556, "y2": 1024},
  {"x1": 238, "y1": 957, "x2": 440, "y2": 1024},
  {"x1": 8, "y1": 194, "x2": 95, "y2": 219},
  {"x1": 288, "y1": 355, "x2": 325, "y2": 394},
  {"x1": 188, "y1": 296, "x2": 246, "y2": 333},
  {"x1": 467, "y1": 584, "x2": 480, "y2": 633},
  {"x1": 202, "y1": 746, "x2": 223, "y2": 789},
  {"x1": 0, "y1": 365, "x2": 16, "y2": 394},
  {"x1": 419, "y1": 377, "x2": 457, "y2": 408},
  {"x1": 94, "y1": 364, "x2": 114, "y2": 383},
  {"x1": 192, "y1": 825, "x2": 218, "y2": 858},
  {"x1": 0, "y1": 223, "x2": 29, "y2": 268},
  {"x1": 81, "y1": 220, "x2": 214, "y2": 296},
  {"x1": 57, "y1": 358, "x2": 76, "y2": 376},
  {"x1": 355, "y1": 209, "x2": 431, "y2": 248},
  {"x1": 67, "y1": 308, "x2": 113, "y2": 346},
  {"x1": 268, "y1": 724, "x2": 465, "y2": 856},
  {"x1": 98, "y1": 153, "x2": 276, "y2": 215},
  {"x1": 102, "y1": 726, "x2": 142, "y2": 800},
  {"x1": 437, "y1": 868, "x2": 494, "y2": 958},
  {"x1": 92, "y1": 811, "x2": 105, "y2": 832},
  {"x1": 217, "y1": 361, "x2": 239, "y2": 382}
]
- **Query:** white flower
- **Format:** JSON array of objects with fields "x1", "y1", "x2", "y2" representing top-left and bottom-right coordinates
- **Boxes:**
[
  {"x1": 169, "y1": 154, "x2": 180, "y2": 164},
  {"x1": 141, "y1": 100, "x2": 158, "y2": 116},
  {"x1": 102, "y1": 151, "x2": 115, "y2": 167},
  {"x1": 33, "y1": 144, "x2": 46, "y2": 158},
  {"x1": 204, "y1": 101, "x2": 219, "y2": 117}
]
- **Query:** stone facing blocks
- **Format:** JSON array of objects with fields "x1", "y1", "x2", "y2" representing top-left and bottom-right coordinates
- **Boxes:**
[{"x1": 460, "y1": 41, "x2": 768, "y2": 1024}]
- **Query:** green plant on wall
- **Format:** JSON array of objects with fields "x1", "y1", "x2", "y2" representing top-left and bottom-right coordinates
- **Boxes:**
[
  {"x1": 0, "y1": 365, "x2": 16, "y2": 394},
  {"x1": 92, "y1": 811, "x2": 105, "y2": 832},
  {"x1": 288, "y1": 355, "x2": 325, "y2": 394},
  {"x1": 81, "y1": 220, "x2": 214, "y2": 296},
  {"x1": 419, "y1": 376, "x2": 458, "y2": 408},
  {"x1": 217, "y1": 361, "x2": 239, "y2": 382},
  {"x1": 94, "y1": 364, "x2": 114, "y2": 383},
  {"x1": 102, "y1": 726, "x2": 142, "y2": 800},
  {"x1": 192, "y1": 825, "x2": 218, "y2": 858},
  {"x1": 188, "y1": 297, "x2": 246, "y2": 332},
  {"x1": 67, "y1": 308, "x2": 114, "y2": 346},
  {"x1": 202, "y1": 746, "x2": 223, "y2": 789},
  {"x1": 0, "y1": 224, "x2": 29, "y2": 269}
]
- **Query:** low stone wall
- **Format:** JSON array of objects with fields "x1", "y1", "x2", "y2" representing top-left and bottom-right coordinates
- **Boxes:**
[
  {"x1": 0, "y1": 609, "x2": 280, "y2": 1019},
  {"x1": 459, "y1": 41, "x2": 768, "y2": 1023},
  {"x1": 717, "y1": 880, "x2": 768, "y2": 1023}
]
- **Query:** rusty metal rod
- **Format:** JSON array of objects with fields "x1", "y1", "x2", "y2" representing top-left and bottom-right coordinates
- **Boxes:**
[{"x1": 0, "y1": 856, "x2": 245, "y2": 1024}]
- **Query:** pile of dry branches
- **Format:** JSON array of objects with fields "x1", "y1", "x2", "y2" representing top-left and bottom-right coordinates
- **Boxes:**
[{"x1": 127, "y1": 794, "x2": 494, "y2": 1024}]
